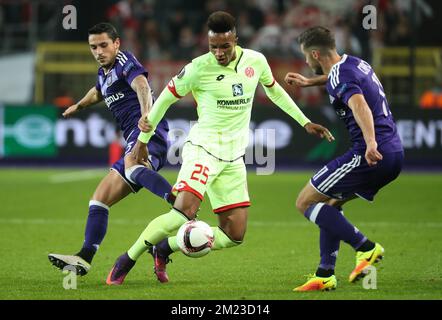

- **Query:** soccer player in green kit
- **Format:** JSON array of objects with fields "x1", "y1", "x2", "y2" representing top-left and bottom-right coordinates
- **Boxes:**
[{"x1": 106, "y1": 11, "x2": 334, "y2": 285}]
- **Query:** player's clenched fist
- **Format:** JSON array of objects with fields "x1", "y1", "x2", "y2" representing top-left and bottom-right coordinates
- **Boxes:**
[
  {"x1": 365, "y1": 141, "x2": 383, "y2": 166},
  {"x1": 285, "y1": 72, "x2": 311, "y2": 87},
  {"x1": 130, "y1": 140, "x2": 150, "y2": 167},
  {"x1": 284, "y1": 73, "x2": 328, "y2": 87},
  {"x1": 138, "y1": 114, "x2": 153, "y2": 133}
]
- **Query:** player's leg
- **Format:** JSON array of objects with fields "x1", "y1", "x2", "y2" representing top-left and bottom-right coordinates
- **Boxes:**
[
  {"x1": 106, "y1": 143, "x2": 211, "y2": 285},
  {"x1": 151, "y1": 163, "x2": 249, "y2": 284},
  {"x1": 294, "y1": 153, "x2": 374, "y2": 291},
  {"x1": 296, "y1": 157, "x2": 376, "y2": 252},
  {"x1": 346, "y1": 151, "x2": 403, "y2": 282},
  {"x1": 327, "y1": 196, "x2": 356, "y2": 211},
  {"x1": 298, "y1": 196, "x2": 358, "y2": 290},
  {"x1": 106, "y1": 190, "x2": 198, "y2": 285},
  {"x1": 145, "y1": 190, "x2": 202, "y2": 283},
  {"x1": 158, "y1": 206, "x2": 248, "y2": 254},
  {"x1": 213, "y1": 207, "x2": 248, "y2": 249},
  {"x1": 293, "y1": 182, "x2": 340, "y2": 291},
  {"x1": 295, "y1": 150, "x2": 404, "y2": 290},
  {"x1": 79, "y1": 170, "x2": 133, "y2": 261},
  {"x1": 316, "y1": 195, "x2": 356, "y2": 275},
  {"x1": 151, "y1": 157, "x2": 250, "y2": 283},
  {"x1": 126, "y1": 144, "x2": 209, "y2": 259},
  {"x1": 128, "y1": 190, "x2": 200, "y2": 260},
  {"x1": 124, "y1": 134, "x2": 175, "y2": 204},
  {"x1": 208, "y1": 158, "x2": 250, "y2": 250},
  {"x1": 48, "y1": 170, "x2": 132, "y2": 275}
]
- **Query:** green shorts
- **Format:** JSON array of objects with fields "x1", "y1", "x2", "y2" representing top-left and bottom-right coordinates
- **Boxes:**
[{"x1": 172, "y1": 142, "x2": 250, "y2": 213}]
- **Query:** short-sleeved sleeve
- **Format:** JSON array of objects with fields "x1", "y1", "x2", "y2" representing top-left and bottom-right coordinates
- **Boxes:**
[
  {"x1": 329, "y1": 67, "x2": 362, "y2": 105},
  {"x1": 118, "y1": 51, "x2": 148, "y2": 86},
  {"x1": 166, "y1": 63, "x2": 198, "y2": 98},
  {"x1": 258, "y1": 54, "x2": 275, "y2": 88}
]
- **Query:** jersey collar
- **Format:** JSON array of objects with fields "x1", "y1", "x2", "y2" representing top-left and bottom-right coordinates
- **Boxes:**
[
  {"x1": 101, "y1": 51, "x2": 121, "y2": 75},
  {"x1": 327, "y1": 54, "x2": 348, "y2": 78},
  {"x1": 211, "y1": 46, "x2": 243, "y2": 71},
  {"x1": 226, "y1": 46, "x2": 243, "y2": 71}
]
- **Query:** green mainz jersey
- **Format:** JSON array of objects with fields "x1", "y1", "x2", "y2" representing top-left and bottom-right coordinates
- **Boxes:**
[{"x1": 167, "y1": 46, "x2": 276, "y2": 161}]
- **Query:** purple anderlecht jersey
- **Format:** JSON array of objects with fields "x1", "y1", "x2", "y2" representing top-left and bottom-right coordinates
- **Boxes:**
[
  {"x1": 95, "y1": 50, "x2": 168, "y2": 141},
  {"x1": 326, "y1": 54, "x2": 403, "y2": 154}
]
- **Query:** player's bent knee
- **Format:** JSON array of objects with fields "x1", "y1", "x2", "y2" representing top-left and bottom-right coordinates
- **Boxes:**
[
  {"x1": 218, "y1": 223, "x2": 246, "y2": 243},
  {"x1": 173, "y1": 205, "x2": 199, "y2": 220},
  {"x1": 231, "y1": 233, "x2": 245, "y2": 243},
  {"x1": 225, "y1": 228, "x2": 245, "y2": 243},
  {"x1": 223, "y1": 228, "x2": 245, "y2": 245},
  {"x1": 173, "y1": 192, "x2": 201, "y2": 219},
  {"x1": 124, "y1": 165, "x2": 145, "y2": 184},
  {"x1": 295, "y1": 196, "x2": 308, "y2": 214}
]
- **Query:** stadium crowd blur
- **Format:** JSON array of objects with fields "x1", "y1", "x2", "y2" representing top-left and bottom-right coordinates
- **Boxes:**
[
  {"x1": 71, "y1": 0, "x2": 418, "y2": 63},
  {"x1": 2, "y1": 0, "x2": 436, "y2": 62},
  {"x1": 1, "y1": 0, "x2": 441, "y2": 108}
]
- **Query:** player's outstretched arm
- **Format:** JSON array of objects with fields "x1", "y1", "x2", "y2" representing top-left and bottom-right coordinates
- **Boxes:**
[
  {"x1": 348, "y1": 94, "x2": 383, "y2": 166},
  {"x1": 62, "y1": 86, "x2": 103, "y2": 118},
  {"x1": 284, "y1": 73, "x2": 327, "y2": 87}
]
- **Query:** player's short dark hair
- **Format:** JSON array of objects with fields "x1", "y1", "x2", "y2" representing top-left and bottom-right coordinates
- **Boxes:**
[
  {"x1": 207, "y1": 11, "x2": 236, "y2": 34},
  {"x1": 298, "y1": 26, "x2": 336, "y2": 51},
  {"x1": 88, "y1": 22, "x2": 119, "y2": 41}
]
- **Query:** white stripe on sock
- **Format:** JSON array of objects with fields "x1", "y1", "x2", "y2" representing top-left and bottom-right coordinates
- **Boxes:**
[
  {"x1": 309, "y1": 203, "x2": 324, "y2": 223},
  {"x1": 89, "y1": 200, "x2": 110, "y2": 211},
  {"x1": 125, "y1": 165, "x2": 145, "y2": 184}
]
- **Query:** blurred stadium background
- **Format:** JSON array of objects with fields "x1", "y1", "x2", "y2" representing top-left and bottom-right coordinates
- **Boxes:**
[
  {"x1": 1, "y1": 0, "x2": 442, "y2": 167},
  {"x1": 1, "y1": 0, "x2": 442, "y2": 300}
]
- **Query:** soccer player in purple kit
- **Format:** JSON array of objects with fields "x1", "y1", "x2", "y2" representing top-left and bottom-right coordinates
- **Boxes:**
[
  {"x1": 286, "y1": 26, "x2": 404, "y2": 291},
  {"x1": 48, "y1": 23, "x2": 174, "y2": 276}
]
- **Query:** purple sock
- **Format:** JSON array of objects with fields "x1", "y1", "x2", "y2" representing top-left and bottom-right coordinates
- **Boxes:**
[
  {"x1": 319, "y1": 207, "x2": 343, "y2": 270},
  {"x1": 319, "y1": 228, "x2": 340, "y2": 270},
  {"x1": 156, "y1": 238, "x2": 173, "y2": 257},
  {"x1": 81, "y1": 201, "x2": 109, "y2": 260},
  {"x1": 305, "y1": 203, "x2": 366, "y2": 250},
  {"x1": 130, "y1": 167, "x2": 173, "y2": 203}
]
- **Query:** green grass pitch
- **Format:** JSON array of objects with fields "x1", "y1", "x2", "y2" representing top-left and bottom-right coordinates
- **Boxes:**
[{"x1": 0, "y1": 168, "x2": 441, "y2": 300}]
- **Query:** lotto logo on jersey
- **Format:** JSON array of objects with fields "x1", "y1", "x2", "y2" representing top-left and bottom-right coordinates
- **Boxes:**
[{"x1": 232, "y1": 83, "x2": 243, "y2": 97}]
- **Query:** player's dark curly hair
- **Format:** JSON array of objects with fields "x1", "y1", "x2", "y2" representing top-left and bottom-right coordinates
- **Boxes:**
[
  {"x1": 298, "y1": 26, "x2": 336, "y2": 51},
  {"x1": 207, "y1": 11, "x2": 236, "y2": 34},
  {"x1": 88, "y1": 22, "x2": 119, "y2": 41}
]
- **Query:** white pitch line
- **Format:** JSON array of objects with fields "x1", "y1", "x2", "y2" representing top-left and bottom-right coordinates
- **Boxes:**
[
  {"x1": 0, "y1": 218, "x2": 442, "y2": 228},
  {"x1": 49, "y1": 169, "x2": 106, "y2": 183}
]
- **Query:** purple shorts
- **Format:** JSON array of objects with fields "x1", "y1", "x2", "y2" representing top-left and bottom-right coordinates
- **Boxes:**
[
  {"x1": 310, "y1": 149, "x2": 404, "y2": 201},
  {"x1": 111, "y1": 128, "x2": 168, "y2": 193}
]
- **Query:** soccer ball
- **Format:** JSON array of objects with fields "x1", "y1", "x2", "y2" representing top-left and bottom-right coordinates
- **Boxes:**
[{"x1": 176, "y1": 220, "x2": 214, "y2": 258}]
